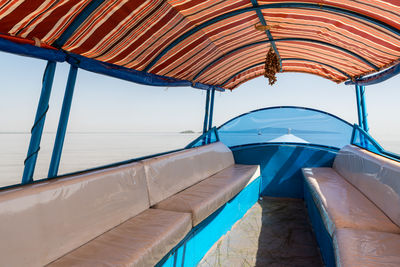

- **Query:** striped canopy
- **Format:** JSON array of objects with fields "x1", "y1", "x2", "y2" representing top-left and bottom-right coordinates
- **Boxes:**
[{"x1": 1, "y1": 0, "x2": 400, "y2": 90}]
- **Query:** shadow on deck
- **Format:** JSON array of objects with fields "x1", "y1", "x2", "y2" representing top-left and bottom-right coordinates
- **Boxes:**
[{"x1": 198, "y1": 197, "x2": 323, "y2": 267}]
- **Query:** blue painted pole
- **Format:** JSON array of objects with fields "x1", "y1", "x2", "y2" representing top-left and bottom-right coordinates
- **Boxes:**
[
  {"x1": 203, "y1": 90, "x2": 210, "y2": 134},
  {"x1": 208, "y1": 88, "x2": 215, "y2": 131},
  {"x1": 48, "y1": 65, "x2": 78, "y2": 178},
  {"x1": 206, "y1": 88, "x2": 216, "y2": 144},
  {"x1": 22, "y1": 61, "x2": 57, "y2": 184},
  {"x1": 202, "y1": 90, "x2": 211, "y2": 145},
  {"x1": 355, "y1": 85, "x2": 363, "y2": 127},
  {"x1": 360, "y1": 85, "x2": 369, "y2": 132}
]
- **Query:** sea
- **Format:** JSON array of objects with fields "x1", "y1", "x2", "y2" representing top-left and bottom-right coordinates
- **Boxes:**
[
  {"x1": 0, "y1": 132, "x2": 197, "y2": 187},
  {"x1": 1, "y1": 132, "x2": 399, "y2": 188}
]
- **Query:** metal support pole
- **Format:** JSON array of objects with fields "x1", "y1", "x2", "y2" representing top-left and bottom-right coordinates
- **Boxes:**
[
  {"x1": 202, "y1": 90, "x2": 211, "y2": 145},
  {"x1": 202, "y1": 90, "x2": 210, "y2": 134},
  {"x1": 208, "y1": 87, "x2": 215, "y2": 131},
  {"x1": 48, "y1": 65, "x2": 78, "y2": 178},
  {"x1": 355, "y1": 85, "x2": 363, "y2": 127},
  {"x1": 360, "y1": 85, "x2": 369, "y2": 132},
  {"x1": 22, "y1": 61, "x2": 57, "y2": 184}
]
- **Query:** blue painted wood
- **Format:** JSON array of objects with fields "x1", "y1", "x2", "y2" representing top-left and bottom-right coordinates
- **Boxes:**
[
  {"x1": 351, "y1": 125, "x2": 400, "y2": 161},
  {"x1": 208, "y1": 88, "x2": 215, "y2": 131},
  {"x1": 250, "y1": 0, "x2": 282, "y2": 70},
  {"x1": 66, "y1": 54, "x2": 192, "y2": 87},
  {"x1": 202, "y1": 90, "x2": 210, "y2": 135},
  {"x1": 345, "y1": 62, "x2": 400, "y2": 86},
  {"x1": 231, "y1": 144, "x2": 337, "y2": 198},
  {"x1": 157, "y1": 176, "x2": 261, "y2": 267},
  {"x1": 22, "y1": 61, "x2": 57, "y2": 184},
  {"x1": 48, "y1": 65, "x2": 78, "y2": 178},
  {"x1": 191, "y1": 82, "x2": 225, "y2": 92},
  {"x1": 0, "y1": 37, "x2": 66, "y2": 62},
  {"x1": 359, "y1": 85, "x2": 369, "y2": 132},
  {"x1": 0, "y1": 37, "x2": 223, "y2": 90},
  {"x1": 354, "y1": 85, "x2": 369, "y2": 133},
  {"x1": 304, "y1": 181, "x2": 336, "y2": 267},
  {"x1": 355, "y1": 85, "x2": 363, "y2": 127}
]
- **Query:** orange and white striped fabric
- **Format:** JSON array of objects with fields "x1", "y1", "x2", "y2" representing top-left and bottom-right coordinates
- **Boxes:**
[{"x1": 0, "y1": 0, "x2": 399, "y2": 90}]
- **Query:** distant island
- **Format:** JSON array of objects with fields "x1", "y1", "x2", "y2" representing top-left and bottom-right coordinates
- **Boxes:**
[{"x1": 180, "y1": 130, "x2": 195, "y2": 134}]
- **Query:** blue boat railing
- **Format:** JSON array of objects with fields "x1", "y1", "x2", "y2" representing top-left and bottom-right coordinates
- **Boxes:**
[
  {"x1": 185, "y1": 127, "x2": 220, "y2": 149},
  {"x1": 350, "y1": 124, "x2": 400, "y2": 162}
]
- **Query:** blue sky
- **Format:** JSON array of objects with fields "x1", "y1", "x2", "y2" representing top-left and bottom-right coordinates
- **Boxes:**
[{"x1": 0, "y1": 51, "x2": 399, "y2": 146}]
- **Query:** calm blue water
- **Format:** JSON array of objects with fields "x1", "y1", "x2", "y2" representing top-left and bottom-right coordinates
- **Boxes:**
[
  {"x1": 0, "y1": 132, "x2": 197, "y2": 187},
  {"x1": 1, "y1": 132, "x2": 399, "y2": 188}
]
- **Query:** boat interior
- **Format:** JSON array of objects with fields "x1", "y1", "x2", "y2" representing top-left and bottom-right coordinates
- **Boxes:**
[{"x1": 1, "y1": 1, "x2": 400, "y2": 266}]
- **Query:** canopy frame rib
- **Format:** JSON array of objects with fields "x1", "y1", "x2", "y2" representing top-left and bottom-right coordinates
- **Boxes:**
[
  {"x1": 282, "y1": 58, "x2": 352, "y2": 79},
  {"x1": 220, "y1": 58, "x2": 351, "y2": 86},
  {"x1": 143, "y1": 3, "x2": 399, "y2": 72},
  {"x1": 53, "y1": 0, "x2": 106, "y2": 48},
  {"x1": 194, "y1": 38, "x2": 374, "y2": 83},
  {"x1": 250, "y1": 0, "x2": 282, "y2": 70}
]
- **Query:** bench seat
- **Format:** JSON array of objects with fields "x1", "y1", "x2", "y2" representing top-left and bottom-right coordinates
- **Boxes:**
[
  {"x1": 154, "y1": 164, "x2": 260, "y2": 226},
  {"x1": 0, "y1": 162, "x2": 150, "y2": 267},
  {"x1": 49, "y1": 209, "x2": 192, "y2": 267},
  {"x1": 143, "y1": 142, "x2": 235, "y2": 207},
  {"x1": 334, "y1": 228, "x2": 400, "y2": 267},
  {"x1": 0, "y1": 141, "x2": 260, "y2": 266},
  {"x1": 303, "y1": 145, "x2": 400, "y2": 266},
  {"x1": 303, "y1": 167, "x2": 400, "y2": 236}
]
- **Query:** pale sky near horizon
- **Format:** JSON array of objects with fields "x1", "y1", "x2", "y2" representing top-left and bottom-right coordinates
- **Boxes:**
[{"x1": 1, "y1": 51, "x2": 399, "y2": 147}]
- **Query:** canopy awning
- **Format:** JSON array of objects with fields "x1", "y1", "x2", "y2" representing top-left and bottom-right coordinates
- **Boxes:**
[{"x1": 1, "y1": 0, "x2": 399, "y2": 90}]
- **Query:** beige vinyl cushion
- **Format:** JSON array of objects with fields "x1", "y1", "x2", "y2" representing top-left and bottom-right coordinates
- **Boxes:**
[
  {"x1": 0, "y1": 162, "x2": 149, "y2": 267},
  {"x1": 48, "y1": 209, "x2": 192, "y2": 267},
  {"x1": 303, "y1": 167, "x2": 400, "y2": 236},
  {"x1": 334, "y1": 145, "x2": 400, "y2": 227},
  {"x1": 143, "y1": 142, "x2": 235, "y2": 206},
  {"x1": 154, "y1": 164, "x2": 260, "y2": 226},
  {"x1": 334, "y1": 228, "x2": 400, "y2": 267}
]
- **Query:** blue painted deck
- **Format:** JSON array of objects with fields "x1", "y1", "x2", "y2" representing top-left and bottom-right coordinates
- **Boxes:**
[{"x1": 232, "y1": 144, "x2": 337, "y2": 198}]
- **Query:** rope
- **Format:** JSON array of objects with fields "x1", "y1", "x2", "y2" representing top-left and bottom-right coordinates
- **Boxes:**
[
  {"x1": 24, "y1": 147, "x2": 40, "y2": 164},
  {"x1": 24, "y1": 105, "x2": 49, "y2": 165},
  {"x1": 30, "y1": 105, "x2": 49, "y2": 133}
]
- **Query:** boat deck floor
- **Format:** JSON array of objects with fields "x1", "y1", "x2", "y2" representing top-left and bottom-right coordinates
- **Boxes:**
[{"x1": 198, "y1": 197, "x2": 323, "y2": 267}]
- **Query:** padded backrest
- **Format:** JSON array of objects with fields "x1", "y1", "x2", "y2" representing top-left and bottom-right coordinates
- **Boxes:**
[
  {"x1": 143, "y1": 142, "x2": 235, "y2": 206},
  {"x1": 0, "y1": 162, "x2": 149, "y2": 267},
  {"x1": 334, "y1": 145, "x2": 400, "y2": 227}
]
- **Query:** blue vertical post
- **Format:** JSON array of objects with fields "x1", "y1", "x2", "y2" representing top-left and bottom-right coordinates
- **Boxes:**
[
  {"x1": 207, "y1": 87, "x2": 216, "y2": 143},
  {"x1": 208, "y1": 87, "x2": 215, "y2": 131},
  {"x1": 355, "y1": 85, "x2": 363, "y2": 127},
  {"x1": 202, "y1": 90, "x2": 211, "y2": 145},
  {"x1": 48, "y1": 65, "x2": 78, "y2": 178},
  {"x1": 202, "y1": 90, "x2": 210, "y2": 134},
  {"x1": 22, "y1": 61, "x2": 57, "y2": 184},
  {"x1": 359, "y1": 85, "x2": 369, "y2": 132}
]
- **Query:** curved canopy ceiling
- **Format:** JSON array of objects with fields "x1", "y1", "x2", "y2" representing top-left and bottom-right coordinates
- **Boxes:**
[{"x1": 0, "y1": 0, "x2": 399, "y2": 90}]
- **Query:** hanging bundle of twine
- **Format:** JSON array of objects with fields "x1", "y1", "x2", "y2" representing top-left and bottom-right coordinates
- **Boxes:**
[{"x1": 264, "y1": 47, "x2": 280, "y2": 85}]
